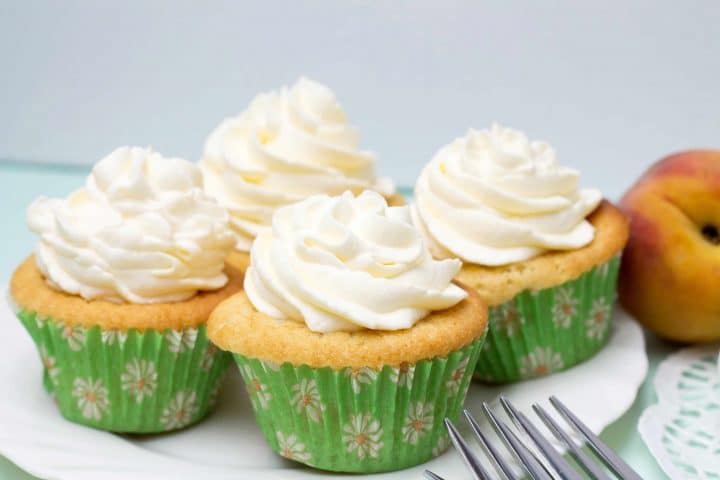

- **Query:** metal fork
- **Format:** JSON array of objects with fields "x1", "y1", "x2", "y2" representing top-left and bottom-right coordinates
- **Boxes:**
[{"x1": 424, "y1": 395, "x2": 643, "y2": 480}]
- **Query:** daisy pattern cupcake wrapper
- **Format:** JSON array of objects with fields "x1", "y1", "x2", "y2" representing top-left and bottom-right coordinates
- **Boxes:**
[
  {"x1": 475, "y1": 255, "x2": 621, "y2": 383},
  {"x1": 14, "y1": 306, "x2": 232, "y2": 433},
  {"x1": 233, "y1": 337, "x2": 484, "y2": 473}
]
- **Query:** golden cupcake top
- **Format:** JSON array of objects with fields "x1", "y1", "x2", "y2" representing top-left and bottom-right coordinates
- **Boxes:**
[
  {"x1": 26, "y1": 146, "x2": 236, "y2": 304},
  {"x1": 458, "y1": 201, "x2": 630, "y2": 306},
  {"x1": 244, "y1": 190, "x2": 467, "y2": 333},
  {"x1": 10, "y1": 256, "x2": 244, "y2": 330},
  {"x1": 207, "y1": 285, "x2": 486, "y2": 369},
  {"x1": 200, "y1": 77, "x2": 395, "y2": 252},
  {"x1": 412, "y1": 124, "x2": 603, "y2": 266}
]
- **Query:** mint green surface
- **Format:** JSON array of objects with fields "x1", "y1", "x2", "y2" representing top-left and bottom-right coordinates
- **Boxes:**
[
  {"x1": 15, "y1": 307, "x2": 231, "y2": 432},
  {"x1": 234, "y1": 340, "x2": 482, "y2": 473},
  {"x1": 0, "y1": 163, "x2": 670, "y2": 478},
  {"x1": 476, "y1": 257, "x2": 620, "y2": 382}
]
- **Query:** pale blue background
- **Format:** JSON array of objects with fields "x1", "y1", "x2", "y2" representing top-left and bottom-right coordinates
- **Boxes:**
[
  {"x1": 3, "y1": 0, "x2": 719, "y2": 477},
  {"x1": 2, "y1": 1, "x2": 720, "y2": 199}
]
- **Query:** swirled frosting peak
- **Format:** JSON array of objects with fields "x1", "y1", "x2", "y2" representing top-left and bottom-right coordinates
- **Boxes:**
[
  {"x1": 244, "y1": 190, "x2": 466, "y2": 333},
  {"x1": 412, "y1": 124, "x2": 602, "y2": 266},
  {"x1": 200, "y1": 77, "x2": 395, "y2": 252},
  {"x1": 27, "y1": 146, "x2": 236, "y2": 304}
]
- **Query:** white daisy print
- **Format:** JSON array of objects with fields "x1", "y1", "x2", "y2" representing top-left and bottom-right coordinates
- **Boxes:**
[
  {"x1": 166, "y1": 328, "x2": 198, "y2": 354},
  {"x1": 596, "y1": 262, "x2": 610, "y2": 278},
  {"x1": 208, "y1": 370, "x2": 229, "y2": 407},
  {"x1": 495, "y1": 303, "x2": 523, "y2": 337},
  {"x1": 263, "y1": 360, "x2": 281, "y2": 371},
  {"x1": 402, "y1": 402, "x2": 434, "y2": 445},
  {"x1": 432, "y1": 434, "x2": 451, "y2": 457},
  {"x1": 200, "y1": 344, "x2": 218, "y2": 371},
  {"x1": 342, "y1": 413, "x2": 384, "y2": 460},
  {"x1": 519, "y1": 347, "x2": 564, "y2": 378},
  {"x1": 389, "y1": 362, "x2": 415, "y2": 389},
  {"x1": 101, "y1": 329, "x2": 128, "y2": 346},
  {"x1": 277, "y1": 431, "x2": 312, "y2": 462},
  {"x1": 208, "y1": 380, "x2": 222, "y2": 407},
  {"x1": 445, "y1": 357, "x2": 470, "y2": 395},
  {"x1": 160, "y1": 391, "x2": 199, "y2": 430},
  {"x1": 241, "y1": 365, "x2": 272, "y2": 410},
  {"x1": 39, "y1": 345, "x2": 60, "y2": 386},
  {"x1": 344, "y1": 367, "x2": 377, "y2": 394},
  {"x1": 552, "y1": 287, "x2": 578, "y2": 329},
  {"x1": 290, "y1": 379, "x2": 324, "y2": 422},
  {"x1": 72, "y1": 377, "x2": 110, "y2": 420},
  {"x1": 121, "y1": 359, "x2": 158, "y2": 403},
  {"x1": 35, "y1": 313, "x2": 47, "y2": 328},
  {"x1": 586, "y1": 298, "x2": 612, "y2": 340},
  {"x1": 60, "y1": 324, "x2": 86, "y2": 351}
]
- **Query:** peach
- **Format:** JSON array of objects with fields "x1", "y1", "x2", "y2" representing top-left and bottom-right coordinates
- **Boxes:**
[{"x1": 619, "y1": 150, "x2": 720, "y2": 342}]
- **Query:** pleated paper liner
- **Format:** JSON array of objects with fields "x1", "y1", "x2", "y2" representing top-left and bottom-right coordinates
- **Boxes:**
[
  {"x1": 233, "y1": 337, "x2": 484, "y2": 473},
  {"x1": 474, "y1": 255, "x2": 621, "y2": 383},
  {"x1": 15, "y1": 307, "x2": 232, "y2": 433}
]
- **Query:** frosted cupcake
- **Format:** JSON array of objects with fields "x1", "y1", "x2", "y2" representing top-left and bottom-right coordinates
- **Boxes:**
[
  {"x1": 9, "y1": 147, "x2": 240, "y2": 432},
  {"x1": 412, "y1": 124, "x2": 629, "y2": 383},
  {"x1": 207, "y1": 191, "x2": 487, "y2": 473},
  {"x1": 200, "y1": 77, "x2": 403, "y2": 272}
]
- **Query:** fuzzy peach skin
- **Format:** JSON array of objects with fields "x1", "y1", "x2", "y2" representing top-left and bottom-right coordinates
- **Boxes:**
[{"x1": 619, "y1": 150, "x2": 720, "y2": 342}]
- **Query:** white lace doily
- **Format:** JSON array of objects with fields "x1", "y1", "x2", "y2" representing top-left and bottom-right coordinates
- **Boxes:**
[{"x1": 639, "y1": 345, "x2": 720, "y2": 480}]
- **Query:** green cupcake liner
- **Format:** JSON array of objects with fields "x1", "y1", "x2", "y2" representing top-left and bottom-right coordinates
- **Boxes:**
[
  {"x1": 474, "y1": 255, "x2": 621, "y2": 383},
  {"x1": 14, "y1": 304, "x2": 232, "y2": 433},
  {"x1": 233, "y1": 337, "x2": 484, "y2": 473}
]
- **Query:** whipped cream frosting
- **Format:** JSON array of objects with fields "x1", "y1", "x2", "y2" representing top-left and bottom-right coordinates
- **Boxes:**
[
  {"x1": 200, "y1": 77, "x2": 395, "y2": 252},
  {"x1": 244, "y1": 190, "x2": 466, "y2": 333},
  {"x1": 27, "y1": 147, "x2": 236, "y2": 304},
  {"x1": 412, "y1": 124, "x2": 602, "y2": 266}
]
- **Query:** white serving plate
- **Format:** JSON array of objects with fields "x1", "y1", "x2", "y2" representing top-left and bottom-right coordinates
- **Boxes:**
[{"x1": 0, "y1": 297, "x2": 647, "y2": 480}]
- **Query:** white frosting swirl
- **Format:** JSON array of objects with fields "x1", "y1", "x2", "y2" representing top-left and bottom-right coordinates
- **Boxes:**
[
  {"x1": 244, "y1": 190, "x2": 466, "y2": 333},
  {"x1": 412, "y1": 124, "x2": 602, "y2": 266},
  {"x1": 200, "y1": 77, "x2": 395, "y2": 252},
  {"x1": 27, "y1": 147, "x2": 236, "y2": 304}
]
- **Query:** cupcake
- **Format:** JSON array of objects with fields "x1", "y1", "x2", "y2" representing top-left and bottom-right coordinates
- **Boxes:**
[
  {"x1": 207, "y1": 191, "x2": 487, "y2": 473},
  {"x1": 199, "y1": 77, "x2": 404, "y2": 272},
  {"x1": 412, "y1": 124, "x2": 630, "y2": 383},
  {"x1": 9, "y1": 147, "x2": 240, "y2": 432}
]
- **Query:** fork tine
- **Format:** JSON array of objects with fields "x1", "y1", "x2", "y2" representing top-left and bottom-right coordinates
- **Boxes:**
[
  {"x1": 481, "y1": 402, "x2": 520, "y2": 453},
  {"x1": 464, "y1": 409, "x2": 520, "y2": 480},
  {"x1": 443, "y1": 418, "x2": 494, "y2": 480},
  {"x1": 550, "y1": 396, "x2": 643, "y2": 480},
  {"x1": 498, "y1": 422, "x2": 555, "y2": 480},
  {"x1": 482, "y1": 403, "x2": 555, "y2": 480},
  {"x1": 499, "y1": 397, "x2": 583, "y2": 480},
  {"x1": 423, "y1": 470, "x2": 446, "y2": 480},
  {"x1": 533, "y1": 404, "x2": 612, "y2": 480}
]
